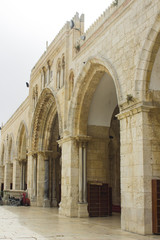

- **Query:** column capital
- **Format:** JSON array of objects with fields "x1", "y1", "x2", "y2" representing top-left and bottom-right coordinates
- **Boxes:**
[
  {"x1": 75, "y1": 135, "x2": 92, "y2": 143},
  {"x1": 27, "y1": 151, "x2": 37, "y2": 158},
  {"x1": 57, "y1": 136, "x2": 74, "y2": 147},
  {"x1": 37, "y1": 150, "x2": 53, "y2": 159},
  {"x1": 28, "y1": 150, "x2": 53, "y2": 158},
  {"x1": 117, "y1": 101, "x2": 157, "y2": 120},
  {"x1": 57, "y1": 135, "x2": 92, "y2": 147}
]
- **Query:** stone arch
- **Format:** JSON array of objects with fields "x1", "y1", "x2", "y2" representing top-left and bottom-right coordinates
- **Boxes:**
[
  {"x1": 31, "y1": 87, "x2": 62, "y2": 152},
  {"x1": 56, "y1": 58, "x2": 61, "y2": 89},
  {"x1": 30, "y1": 87, "x2": 62, "y2": 207},
  {"x1": 68, "y1": 56, "x2": 122, "y2": 136},
  {"x1": 1, "y1": 140, "x2": 8, "y2": 165},
  {"x1": 68, "y1": 69, "x2": 74, "y2": 101},
  {"x1": 0, "y1": 144, "x2": 5, "y2": 165},
  {"x1": 135, "y1": 12, "x2": 160, "y2": 100},
  {"x1": 61, "y1": 54, "x2": 65, "y2": 88},
  {"x1": 8, "y1": 134, "x2": 15, "y2": 163},
  {"x1": 15, "y1": 121, "x2": 29, "y2": 190},
  {"x1": 16, "y1": 121, "x2": 28, "y2": 159}
]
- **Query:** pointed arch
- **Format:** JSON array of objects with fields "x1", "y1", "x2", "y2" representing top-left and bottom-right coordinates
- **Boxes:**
[
  {"x1": 56, "y1": 58, "x2": 61, "y2": 89},
  {"x1": 68, "y1": 56, "x2": 122, "y2": 136},
  {"x1": 61, "y1": 54, "x2": 65, "y2": 88},
  {"x1": 8, "y1": 134, "x2": 15, "y2": 163},
  {"x1": 68, "y1": 69, "x2": 74, "y2": 100},
  {"x1": 16, "y1": 121, "x2": 28, "y2": 160},
  {"x1": 0, "y1": 144, "x2": 5, "y2": 165},
  {"x1": 31, "y1": 87, "x2": 62, "y2": 152},
  {"x1": 135, "y1": 13, "x2": 160, "y2": 100}
]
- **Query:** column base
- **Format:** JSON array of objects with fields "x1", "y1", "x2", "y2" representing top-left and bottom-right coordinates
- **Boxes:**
[
  {"x1": 30, "y1": 196, "x2": 37, "y2": 206},
  {"x1": 59, "y1": 199, "x2": 78, "y2": 217},
  {"x1": 51, "y1": 198, "x2": 57, "y2": 207},
  {"x1": 121, "y1": 207, "x2": 152, "y2": 235},
  {"x1": 78, "y1": 203, "x2": 89, "y2": 217},
  {"x1": 43, "y1": 198, "x2": 50, "y2": 207}
]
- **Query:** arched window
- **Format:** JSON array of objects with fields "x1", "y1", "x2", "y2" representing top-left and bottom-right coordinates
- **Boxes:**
[
  {"x1": 61, "y1": 55, "x2": 65, "y2": 88},
  {"x1": 47, "y1": 60, "x2": 51, "y2": 84},
  {"x1": 56, "y1": 59, "x2": 61, "y2": 89},
  {"x1": 68, "y1": 71, "x2": 74, "y2": 100},
  {"x1": 8, "y1": 138, "x2": 13, "y2": 163},
  {"x1": 1, "y1": 145, "x2": 4, "y2": 165},
  {"x1": 43, "y1": 67, "x2": 47, "y2": 87}
]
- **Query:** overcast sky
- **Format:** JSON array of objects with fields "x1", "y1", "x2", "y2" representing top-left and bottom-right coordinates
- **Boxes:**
[{"x1": 0, "y1": 0, "x2": 113, "y2": 126}]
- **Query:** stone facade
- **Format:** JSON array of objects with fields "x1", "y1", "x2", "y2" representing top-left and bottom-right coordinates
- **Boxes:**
[{"x1": 1, "y1": 0, "x2": 160, "y2": 235}]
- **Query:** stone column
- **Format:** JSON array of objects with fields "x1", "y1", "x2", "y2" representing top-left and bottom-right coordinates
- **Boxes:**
[
  {"x1": 37, "y1": 152, "x2": 44, "y2": 206},
  {"x1": 43, "y1": 158, "x2": 50, "y2": 207},
  {"x1": 83, "y1": 142, "x2": 87, "y2": 203},
  {"x1": 76, "y1": 136, "x2": 91, "y2": 217},
  {"x1": 79, "y1": 142, "x2": 83, "y2": 203},
  {"x1": 4, "y1": 162, "x2": 12, "y2": 190},
  {"x1": 20, "y1": 160, "x2": 26, "y2": 190},
  {"x1": 44, "y1": 159, "x2": 49, "y2": 199},
  {"x1": 27, "y1": 153, "x2": 38, "y2": 206},
  {"x1": 52, "y1": 157, "x2": 58, "y2": 207},
  {"x1": 0, "y1": 165, "x2": 4, "y2": 193},
  {"x1": 12, "y1": 159, "x2": 20, "y2": 190},
  {"x1": 33, "y1": 156, "x2": 37, "y2": 197},
  {"x1": 58, "y1": 136, "x2": 79, "y2": 217},
  {"x1": 117, "y1": 104, "x2": 153, "y2": 235},
  {"x1": 20, "y1": 161, "x2": 23, "y2": 190}
]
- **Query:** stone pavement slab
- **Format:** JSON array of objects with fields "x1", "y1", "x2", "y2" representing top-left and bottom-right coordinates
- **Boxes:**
[{"x1": 0, "y1": 206, "x2": 159, "y2": 240}]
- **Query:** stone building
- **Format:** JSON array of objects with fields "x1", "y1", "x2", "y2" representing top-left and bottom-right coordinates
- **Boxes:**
[{"x1": 1, "y1": 0, "x2": 160, "y2": 235}]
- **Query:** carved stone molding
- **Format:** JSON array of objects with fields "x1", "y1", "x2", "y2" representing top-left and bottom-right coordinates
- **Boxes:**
[{"x1": 117, "y1": 102, "x2": 157, "y2": 120}]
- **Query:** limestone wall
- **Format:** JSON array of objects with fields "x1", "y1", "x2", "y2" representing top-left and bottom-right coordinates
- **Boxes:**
[{"x1": 87, "y1": 125, "x2": 109, "y2": 183}]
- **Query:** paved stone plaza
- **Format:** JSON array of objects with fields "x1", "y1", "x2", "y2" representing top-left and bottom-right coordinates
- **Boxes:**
[{"x1": 0, "y1": 206, "x2": 159, "y2": 240}]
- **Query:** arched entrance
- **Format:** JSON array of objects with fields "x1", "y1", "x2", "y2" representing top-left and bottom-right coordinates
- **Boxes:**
[
  {"x1": 16, "y1": 122, "x2": 28, "y2": 190},
  {"x1": 7, "y1": 136, "x2": 14, "y2": 190},
  {"x1": 86, "y1": 71, "x2": 120, "y2": 217},
  {"x1": 30, "y1": 88, "x2": 62, "y2": 207},
  {"x1": 65, "y1": 58, "x2": 121, "y2": 218}
]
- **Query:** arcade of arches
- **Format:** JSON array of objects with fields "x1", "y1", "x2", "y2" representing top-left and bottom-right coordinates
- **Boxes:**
[{"x1": 1, "y1": 0, "x2": 160, "y2": 236}]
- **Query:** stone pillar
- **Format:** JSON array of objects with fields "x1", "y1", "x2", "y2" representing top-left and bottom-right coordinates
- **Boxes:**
[
  {"x1": 76, "y1": 136, "x2": 91, "y2": 217},
  {"x1": 20, "y1": 161, "x2": 23, "y2": 190},
  {"x1": 4, "y1": 162, "x2": 12, "y2": 190},
  {"x1": 20, "y1": 160, "x2": 26, "y2": 190},
  {"x1": 13, "y1": 159, "x2": 20, "y2": 190},
  {"x1": 58, "y1": 136, "x2": 79, "y2": 217},
  {"x1": 33, "y1": 156, "x2": 37, "y2": 197},
  {"x1": 44, "y1": 160, "x2": 49, "y2": 199},
  {"x1": 83, "y1": 143, "x2": 87, "y2": 203},
  {"x1": 117, "y1": 104, "x2": 153, "y2": 235},
  {"x1": 36, "y1": 151, "x2": 53, "y2": 207},
  {"x1": 43, "y1": 158, "x2": 50, "y2": 207},
  {"x1": 78, "y1": 142, "x2": 83, "y2": 203},
  {"x1": 27, "y1": 153, "x2": 34, "y2": 201},
  {"x1": 52, "y1": 157, "x2": 58, "y2": 207},
  {"x1": 0, "y1": 165, "x2": 4, "y2": 192}
]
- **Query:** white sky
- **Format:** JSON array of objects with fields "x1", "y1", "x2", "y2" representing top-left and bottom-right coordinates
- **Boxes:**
[{"x1": 0, "y1": 0, "x2": 113, "y2": 126}]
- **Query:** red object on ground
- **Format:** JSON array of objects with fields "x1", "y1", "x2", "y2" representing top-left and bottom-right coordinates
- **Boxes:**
[{"x1": 22, "y1": 192, "x2": 30, "y2": 206}]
